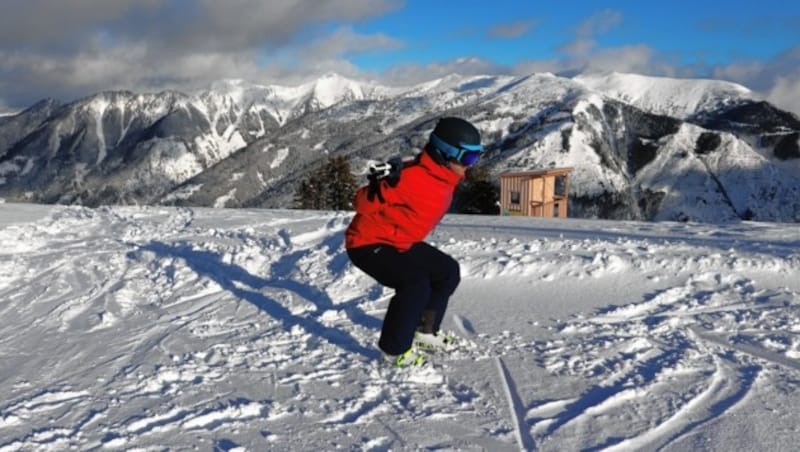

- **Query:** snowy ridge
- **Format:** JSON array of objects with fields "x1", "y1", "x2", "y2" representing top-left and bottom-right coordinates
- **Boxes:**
[
  {"x1": 574, "y1": 72, "x2": 752, "y2": 119},
  {"x1": 201, "y1": 73, "x2": 392, "y2": 125},
  {"x1": 0, "y1": 204, "x2": 799, "y2": 450}
]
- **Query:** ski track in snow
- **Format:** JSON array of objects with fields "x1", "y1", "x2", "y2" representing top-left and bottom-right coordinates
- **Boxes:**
[{"x1": 0, "y1": 204, "x2": 799, "y2": 450}]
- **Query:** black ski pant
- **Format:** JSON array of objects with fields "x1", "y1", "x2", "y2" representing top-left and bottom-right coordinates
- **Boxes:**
[{"x1": 347, "y1": 242, "x2": 461, "y2": 356}]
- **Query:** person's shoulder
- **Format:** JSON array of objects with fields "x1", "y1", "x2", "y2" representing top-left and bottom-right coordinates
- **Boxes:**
[
  {"x1": 396, "y1": 154, "x2": 423, "y2": 176},
  {"x1": 399, "y1": 153, "x2": 422, "y2": 169}
]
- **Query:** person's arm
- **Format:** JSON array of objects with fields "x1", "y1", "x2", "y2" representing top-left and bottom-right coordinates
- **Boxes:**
[
  {"x1": 352, "y1": 181, "x2": 400, "y2": 214},
  {"x1": 352, "y1": 158, "x2": 403, "y2": 213}
]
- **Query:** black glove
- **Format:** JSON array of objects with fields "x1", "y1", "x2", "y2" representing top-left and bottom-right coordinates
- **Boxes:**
[
  {"x1": 366, "y1": 172, "x2": 385, "y2": 203},
  {"x1": 366, "y1": 157, "x2": 403, "y2": 203}
]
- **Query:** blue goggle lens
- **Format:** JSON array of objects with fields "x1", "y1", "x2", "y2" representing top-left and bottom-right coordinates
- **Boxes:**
[
  {"x1": 430, "y1": 133, "x2": 483, "y2": 166},
  {"x1": 459, "y1": 151, "x2": 481, "y2": 166}
]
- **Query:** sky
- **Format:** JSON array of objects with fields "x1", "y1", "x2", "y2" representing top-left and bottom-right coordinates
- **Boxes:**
[{"x1": 1, "y1": 0, "x2": 799, "y2": 115}]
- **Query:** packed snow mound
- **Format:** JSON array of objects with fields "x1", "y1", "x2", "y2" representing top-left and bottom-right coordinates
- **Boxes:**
[
  {"x1": 574, "y1": 71, "x2": 753, "y2": 118},
  {"x1": 1, "y1": 204, "x2": 799, "y2": 450}
]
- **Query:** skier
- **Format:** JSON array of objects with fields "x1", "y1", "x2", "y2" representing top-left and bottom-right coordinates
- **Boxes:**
[{"x1": 345, "y1": 117, "x2": 484, "y2": 367}]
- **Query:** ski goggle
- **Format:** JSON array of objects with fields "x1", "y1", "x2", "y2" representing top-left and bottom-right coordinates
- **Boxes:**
[{"x1": 429, "y1": 133, "x2": 483, "y2": 166}]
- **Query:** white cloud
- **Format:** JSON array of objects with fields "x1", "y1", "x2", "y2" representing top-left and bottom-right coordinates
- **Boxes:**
[
  {"x1": 550, "y1": 9, "x2": 673, "y2": 75},
  {"x1": 0, "y1": 98, "x2": 15, "y2": 115},
  {"x1": 0, "y1": 0, "x2": 401, "y2": 54},
  {"x1": 0, "y1": 0, "x2": 404, "y2": 106},
  {"x1": 508, "y1": 8, "x2": 800, "y2": 117},
  {"x1": 299, "y1": 26, "x2": 403, "y2": 60},
  {"x1": 147, "y1": 0, "x2": 403, "y2": 55},
  {"x1": 381, "y1": 57, "x2": 508, "y2": 85},
  {"x1": 764, "y1": 76, "x2": 800, "y2": 118},
  {"x1": 574, "y1": 9, "x2": 623, "y2": 38},
  {"x1": 1, "y1": 2, "x2": 798, "y2": 120},
  {"x1": 712, "y1": 62, "x2": 768, "y2": 86},
  {"x1": 711, "y1": 47, "x2": 800, "y2": 116},
  {"x1": 0, "y1": 0, "x2": 166, "y2": 49},
  {"x1": 486, "y1": 20, "x2": 538, "y2": 39}
]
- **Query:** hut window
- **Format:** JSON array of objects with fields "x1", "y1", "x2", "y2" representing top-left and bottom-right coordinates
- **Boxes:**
[{"x1": 510, "y1": 191, "x2": 521, "y2": 204}]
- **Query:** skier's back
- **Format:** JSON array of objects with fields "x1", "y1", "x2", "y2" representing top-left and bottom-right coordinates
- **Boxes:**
[{"x1": 345, "y1": 117, "x2": 484, "y2": 367}]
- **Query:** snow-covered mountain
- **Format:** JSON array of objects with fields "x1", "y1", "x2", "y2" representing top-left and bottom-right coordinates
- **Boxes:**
[
  {"x1": 0, "y1": 71, "x2": 798, "y2": 222},
  {"x1": 573, "y1": 72, "x2": 752, "y2": 119}
]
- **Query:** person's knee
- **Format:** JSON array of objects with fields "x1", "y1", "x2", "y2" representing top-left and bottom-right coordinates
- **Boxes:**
[{"x1": 397, "y1": 272, "x2": 431, "y2": 297}]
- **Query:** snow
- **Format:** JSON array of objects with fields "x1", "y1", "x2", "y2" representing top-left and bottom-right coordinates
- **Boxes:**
[
  {"x1": 1, "y1": 203, "x2": 799, "y2": 450},
  {"x1": 191, "y1": 109, "x2": 247, "y2": 166},
  {"x1": 307, "y1": 73, "x2": 365, "y2": 107},
  {"x1": 202, "y1": 74, "x2": 390, "y2": 127},
  {"x1": 574, "y1": 72, "x2": 752, "y2": 119},
  {"x1": 270, "y1": 147, "x2": 290, "y2": 169},
  {"x1": 87, "y1": 98, "x2": 109, "y2": 164},
  {"x1": 214, "y1": 188, "x2": 237, "y2": 208},
  {"x1": 146, "y1": 139, "x2": 203, "y2": 184},
  {"x1": 160, "y1": 184, "x2": 203, "y2": 203}
]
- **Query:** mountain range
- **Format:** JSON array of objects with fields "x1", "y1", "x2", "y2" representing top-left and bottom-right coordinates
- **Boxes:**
[{"x1": 0, "y1": 71, "x2": 798, "y2": 222}]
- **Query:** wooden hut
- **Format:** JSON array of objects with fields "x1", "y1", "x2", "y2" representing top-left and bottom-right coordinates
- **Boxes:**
[{"x1": 499, "y1": 167, "x2": 574, "y2": 218}]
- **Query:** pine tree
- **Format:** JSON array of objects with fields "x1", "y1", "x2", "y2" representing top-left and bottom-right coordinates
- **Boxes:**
[
  {"x1": 294, "y1": 156, "x2": 358, "y2": 210},
  {"x1": 324, "y1": 156, "x2": 358, "y2": 210},
  {"x1": 294, "y1": 179, "x2": 318, "y2": 209}
]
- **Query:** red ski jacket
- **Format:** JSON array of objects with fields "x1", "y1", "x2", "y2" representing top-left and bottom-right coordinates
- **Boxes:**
[{"x1": 345, "y1": 151, "x2": 463, "y2": 251}]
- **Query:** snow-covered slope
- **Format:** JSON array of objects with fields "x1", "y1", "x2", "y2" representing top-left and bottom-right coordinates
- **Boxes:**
[{"x1": 1, "y1": 204, "x2": 799, "y2": 450}]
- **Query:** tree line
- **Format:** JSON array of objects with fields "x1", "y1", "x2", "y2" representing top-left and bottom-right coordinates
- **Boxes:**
[{"x1": 294, "y1": 155, "x2": 499, "y2": 214}]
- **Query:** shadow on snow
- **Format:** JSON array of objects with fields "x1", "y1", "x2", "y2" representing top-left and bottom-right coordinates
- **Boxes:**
[{"x1": 138, "y1": 241, "x2": 382, "y2": 361}]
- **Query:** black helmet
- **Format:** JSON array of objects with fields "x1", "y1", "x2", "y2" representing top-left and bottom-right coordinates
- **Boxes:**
[{"x1": 427, "y1": 117, "x2": 483, "y2": 166}]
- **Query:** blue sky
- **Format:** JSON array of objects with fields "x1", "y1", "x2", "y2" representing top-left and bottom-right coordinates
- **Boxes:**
[
  {"x1": 347, "y1": 0, "x2": 800, "y2": 78},
  {"x1": 352, "y1": 1, "x2": 798, "y2": 69},
  {"x1": 1, "y1": 0, "x2": 799, "y2": 114}
]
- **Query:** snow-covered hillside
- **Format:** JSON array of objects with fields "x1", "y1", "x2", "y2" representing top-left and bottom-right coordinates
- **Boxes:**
[
  {"x1": 0, "y1": 71, "x2": 798, "y2": 221},
  {"x1": 1, "y1": 204, "x2": 799, "y2": 450}
]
